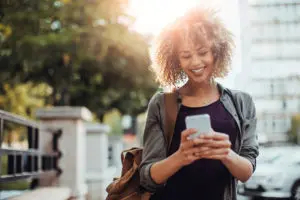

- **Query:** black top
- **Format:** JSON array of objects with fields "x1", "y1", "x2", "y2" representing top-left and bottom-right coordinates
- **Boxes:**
[{"x1": 161, "y1": 100, "x2": 238, "y2": 200}]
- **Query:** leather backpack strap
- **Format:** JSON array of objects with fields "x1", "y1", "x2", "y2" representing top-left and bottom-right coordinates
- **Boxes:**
[{"x1": 164, "y1": 92, "x2": 179, "y2": 152}]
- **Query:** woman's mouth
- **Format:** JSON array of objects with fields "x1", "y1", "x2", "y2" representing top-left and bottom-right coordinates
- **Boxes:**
[{"x1": 191, "y1": 66, "x2": 206, "y2": 74}]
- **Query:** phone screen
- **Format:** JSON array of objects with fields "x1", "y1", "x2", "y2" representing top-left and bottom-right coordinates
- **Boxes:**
[{"x1": 185, "y1": 114, "x2": 211, "y2": 140}]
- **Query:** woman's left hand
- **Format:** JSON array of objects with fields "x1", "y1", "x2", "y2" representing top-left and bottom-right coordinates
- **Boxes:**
[{"x1": 193, "y1": 131, "x2": 232, "y2": 161}]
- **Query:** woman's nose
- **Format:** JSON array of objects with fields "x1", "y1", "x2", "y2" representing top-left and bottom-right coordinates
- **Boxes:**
[{"x1": 191, "y1": 55, "x2": 203, "y2": 66}]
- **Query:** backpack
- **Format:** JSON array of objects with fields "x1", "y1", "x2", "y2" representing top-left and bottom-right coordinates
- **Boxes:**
[{"x1": 105, "y1": 92, "x2": 178, "y2": 200}]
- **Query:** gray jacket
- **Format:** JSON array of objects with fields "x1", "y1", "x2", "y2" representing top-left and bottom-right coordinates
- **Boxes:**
[{"x1": 139, "y1": 84, "x2": 259, "y2": 200}]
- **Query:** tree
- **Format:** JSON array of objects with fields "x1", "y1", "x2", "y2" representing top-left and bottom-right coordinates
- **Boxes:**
[
  {"x1": 103, "y1": 109, "x2": 123, "y2": 135},
  {"x1": 0, "y1": 82, "x2": 52, "y2": 118},
  {"x1": 287, "y1": 114, "x2": 300, "y2": 144},
  {"x1": 0, "y1": 82, "x2": 52, "y2": 147},
  {"x1": 0, "y1": 0, "x2": 158, "y2": 119}
]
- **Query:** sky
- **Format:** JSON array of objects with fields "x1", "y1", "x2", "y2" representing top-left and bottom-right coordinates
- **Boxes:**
[{"x1": 128, "y1": 0, "x2": 243, "y2": 88}]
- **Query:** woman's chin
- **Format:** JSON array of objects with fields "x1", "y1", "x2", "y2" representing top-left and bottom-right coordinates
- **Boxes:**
[{"x1": 188, "y1": 75, "x2": 210, "y2": 84}]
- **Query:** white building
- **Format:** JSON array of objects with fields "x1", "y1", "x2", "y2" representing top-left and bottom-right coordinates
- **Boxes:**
[
  {"x1": 237, "y1": 0, "x2": 300, "y2": 143},
  {"x1": 251, "y1": 76, "x2": 300, "y2": 142}
]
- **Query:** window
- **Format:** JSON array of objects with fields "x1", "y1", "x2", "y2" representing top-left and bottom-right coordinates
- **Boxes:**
[
  {"x1": 270, "y1": 82, "x2": 274, "y2": 98},
  {"x1": 264, "y1": 120, "x2": 268, "y2": 131},
  {"x1": 282, "y1": 99, "x2": 287, "y2": 109},
  {"x1": 108, "y1": 145, "x2": 113, "y2": 166},
  {"x1": 297, "y1": 4, "x2": 300, "y2": 18}
]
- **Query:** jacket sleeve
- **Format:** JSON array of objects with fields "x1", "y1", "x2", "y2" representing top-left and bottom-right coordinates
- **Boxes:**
[
  {"x1": 239, "y1": 93, "x2": 259, "y2": 172},
  {"x1": 139, "y1": 92, "x2": 167, "y2": 192}
]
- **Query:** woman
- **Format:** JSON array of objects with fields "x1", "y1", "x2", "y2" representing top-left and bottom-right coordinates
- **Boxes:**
[{"x1": 139, "y1": 7, "x2": 259, "y2": 200}]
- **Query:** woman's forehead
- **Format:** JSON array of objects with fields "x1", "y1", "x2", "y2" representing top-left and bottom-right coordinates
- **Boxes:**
[
  {"x1": 177, "y1": 36, "x2": 210, "y2": 52},
  {"x1": 176, "y1": 26, "x2": 211, "y2": 51}
]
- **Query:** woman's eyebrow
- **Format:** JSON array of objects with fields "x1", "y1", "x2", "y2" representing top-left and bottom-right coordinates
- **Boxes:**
[
  {"x1": 179, "y1": 50, "x2": 190, "y2": 54},
  {"x1": 196, "y1": 47, "x2": 207, "y2": 51},
  {"x1": 179, "y1": 47, "x2": 207, "y2": 53}
]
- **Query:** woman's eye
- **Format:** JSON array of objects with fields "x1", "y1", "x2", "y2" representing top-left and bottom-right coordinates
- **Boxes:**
[
  {"x1": 198, "y1": 51, "x2": 208, "y2": 56},
  {"x1": 181, "y1": 55, "x2": 191, "y2": 59}
]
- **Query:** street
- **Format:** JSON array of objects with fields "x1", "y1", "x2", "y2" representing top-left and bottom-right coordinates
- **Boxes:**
[
  {"x1": 238, "y1": 195, "x2": 251, "y2": 200},
  {"x1": 238, "y1": 196, "x2": 292, "y2": 200}
]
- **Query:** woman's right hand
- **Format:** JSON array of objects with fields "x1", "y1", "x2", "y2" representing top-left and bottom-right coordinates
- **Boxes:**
[
  {"x1": 174, "y1": 128, "x2": 207, "y2": 166},
  {"x1": 149, "y1": 129, "x2": 211, "y2": 185},
  {"x1": 149, "y1": 128, "x2": 204, "y2": 185}
]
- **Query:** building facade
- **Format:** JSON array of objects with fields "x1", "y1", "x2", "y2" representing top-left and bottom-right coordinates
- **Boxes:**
[
  {"x1": 249, "y1": 76, "x2": 300, "y2": 142},
  {"x1": 237, "y1": 0, "x2": 300, "y2": 143}
]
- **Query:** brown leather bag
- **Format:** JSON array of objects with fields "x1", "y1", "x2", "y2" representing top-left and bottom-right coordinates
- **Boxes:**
[{"x1": 105, "y1": 92, "x2": 178, "y2": 200}]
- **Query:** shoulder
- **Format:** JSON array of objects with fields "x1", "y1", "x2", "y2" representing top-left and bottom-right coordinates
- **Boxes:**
[
  {"x1": 148, "y1": 92, "x2": 164, "y2": 107},
  {"x1": 218, "y1": 83, "x2": 253, "y2": 104},
  {"x1": 147, "y1": 92, "x2": 164, "y2": 115},
  {"x1": 225, "y1": 88, "x2": 256, "y2": 117},
  {"x1": 227, "y1": 89, "x2": 253, "y2": 103}
]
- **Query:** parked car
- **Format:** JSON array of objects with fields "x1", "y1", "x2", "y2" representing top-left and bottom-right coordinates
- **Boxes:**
[
  {"x1": 238, "y1": 146, "x2": 300, "y2": 200},
  {"x1": 257, "y1": 132, "x2": 268, "y2": 145}
]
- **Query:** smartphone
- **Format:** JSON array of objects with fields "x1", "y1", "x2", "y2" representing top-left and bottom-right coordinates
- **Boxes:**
[{"x1": 185, "y1": 114, "x2": 211, "y2": 140}]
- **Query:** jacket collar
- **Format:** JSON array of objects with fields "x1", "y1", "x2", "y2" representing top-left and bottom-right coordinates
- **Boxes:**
[{"x1": 175, "y1": 82, "x2": 228, "y2": 103}]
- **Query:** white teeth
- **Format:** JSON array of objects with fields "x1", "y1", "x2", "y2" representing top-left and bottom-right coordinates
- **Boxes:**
[{"x1": 192, "y1": 67, "x2": 204, "y2": 73}]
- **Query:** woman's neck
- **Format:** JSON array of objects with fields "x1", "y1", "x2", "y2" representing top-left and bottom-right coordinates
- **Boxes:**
[{"x1": 183, "y1": 79, "x2": 217, "y2": 97}]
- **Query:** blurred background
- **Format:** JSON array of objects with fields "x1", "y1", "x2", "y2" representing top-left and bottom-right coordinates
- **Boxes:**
[{"x1": 0, "y1": 0, "x2": 300, "y2": 199}]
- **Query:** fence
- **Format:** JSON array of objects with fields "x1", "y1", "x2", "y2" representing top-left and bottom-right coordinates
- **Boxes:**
[
  {"x1": 0, "y1": 106, "x2": 123, "y2": 200},
  {"x1": 0, "y1": 110, "x2": 62, "y2": 185}
]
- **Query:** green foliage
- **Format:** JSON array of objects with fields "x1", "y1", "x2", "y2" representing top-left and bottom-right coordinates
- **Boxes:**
[
  {"x1": 0, "y1": 0, "x2": 158, "y2": 119},
  {"x1": 0, "y1": 23, "x2": 12, "y2": 43},
  {"x1": 0, "y1": 82, "x2": 52, "y2": 118},
  {"x1": 0, "y1": 156, "x2": 30, "y2": 190},
  {"x1": 287, "y1": 114, "x2": 300, "y2": 144},
  {"x1": 103, "y1": 109, "x2": 123, "y2": 135}
]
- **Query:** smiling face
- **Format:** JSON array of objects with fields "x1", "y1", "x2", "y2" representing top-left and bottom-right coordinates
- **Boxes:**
[
  {"x1": 151, "y1": 8, "x2": 234, "y2": 87},
  {"x1": 177, "y1": 37, "x2": 215, "y2": 84}
]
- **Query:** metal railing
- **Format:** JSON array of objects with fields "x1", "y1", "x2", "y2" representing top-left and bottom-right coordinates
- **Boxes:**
[{"x1": 0, "y1": 110, "x2": 62, "y2": 185}]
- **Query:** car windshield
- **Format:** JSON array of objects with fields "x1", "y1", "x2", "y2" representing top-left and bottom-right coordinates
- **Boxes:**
[
  {"x1": 273, "y1": 153, "x2": 300, "y2": 165},
  {"x1": 257, "y1": 147, "x2": 300, "y2": 165},
  {"x1": 257, "y1": 152, "x2": 281, "y2": 164}
]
